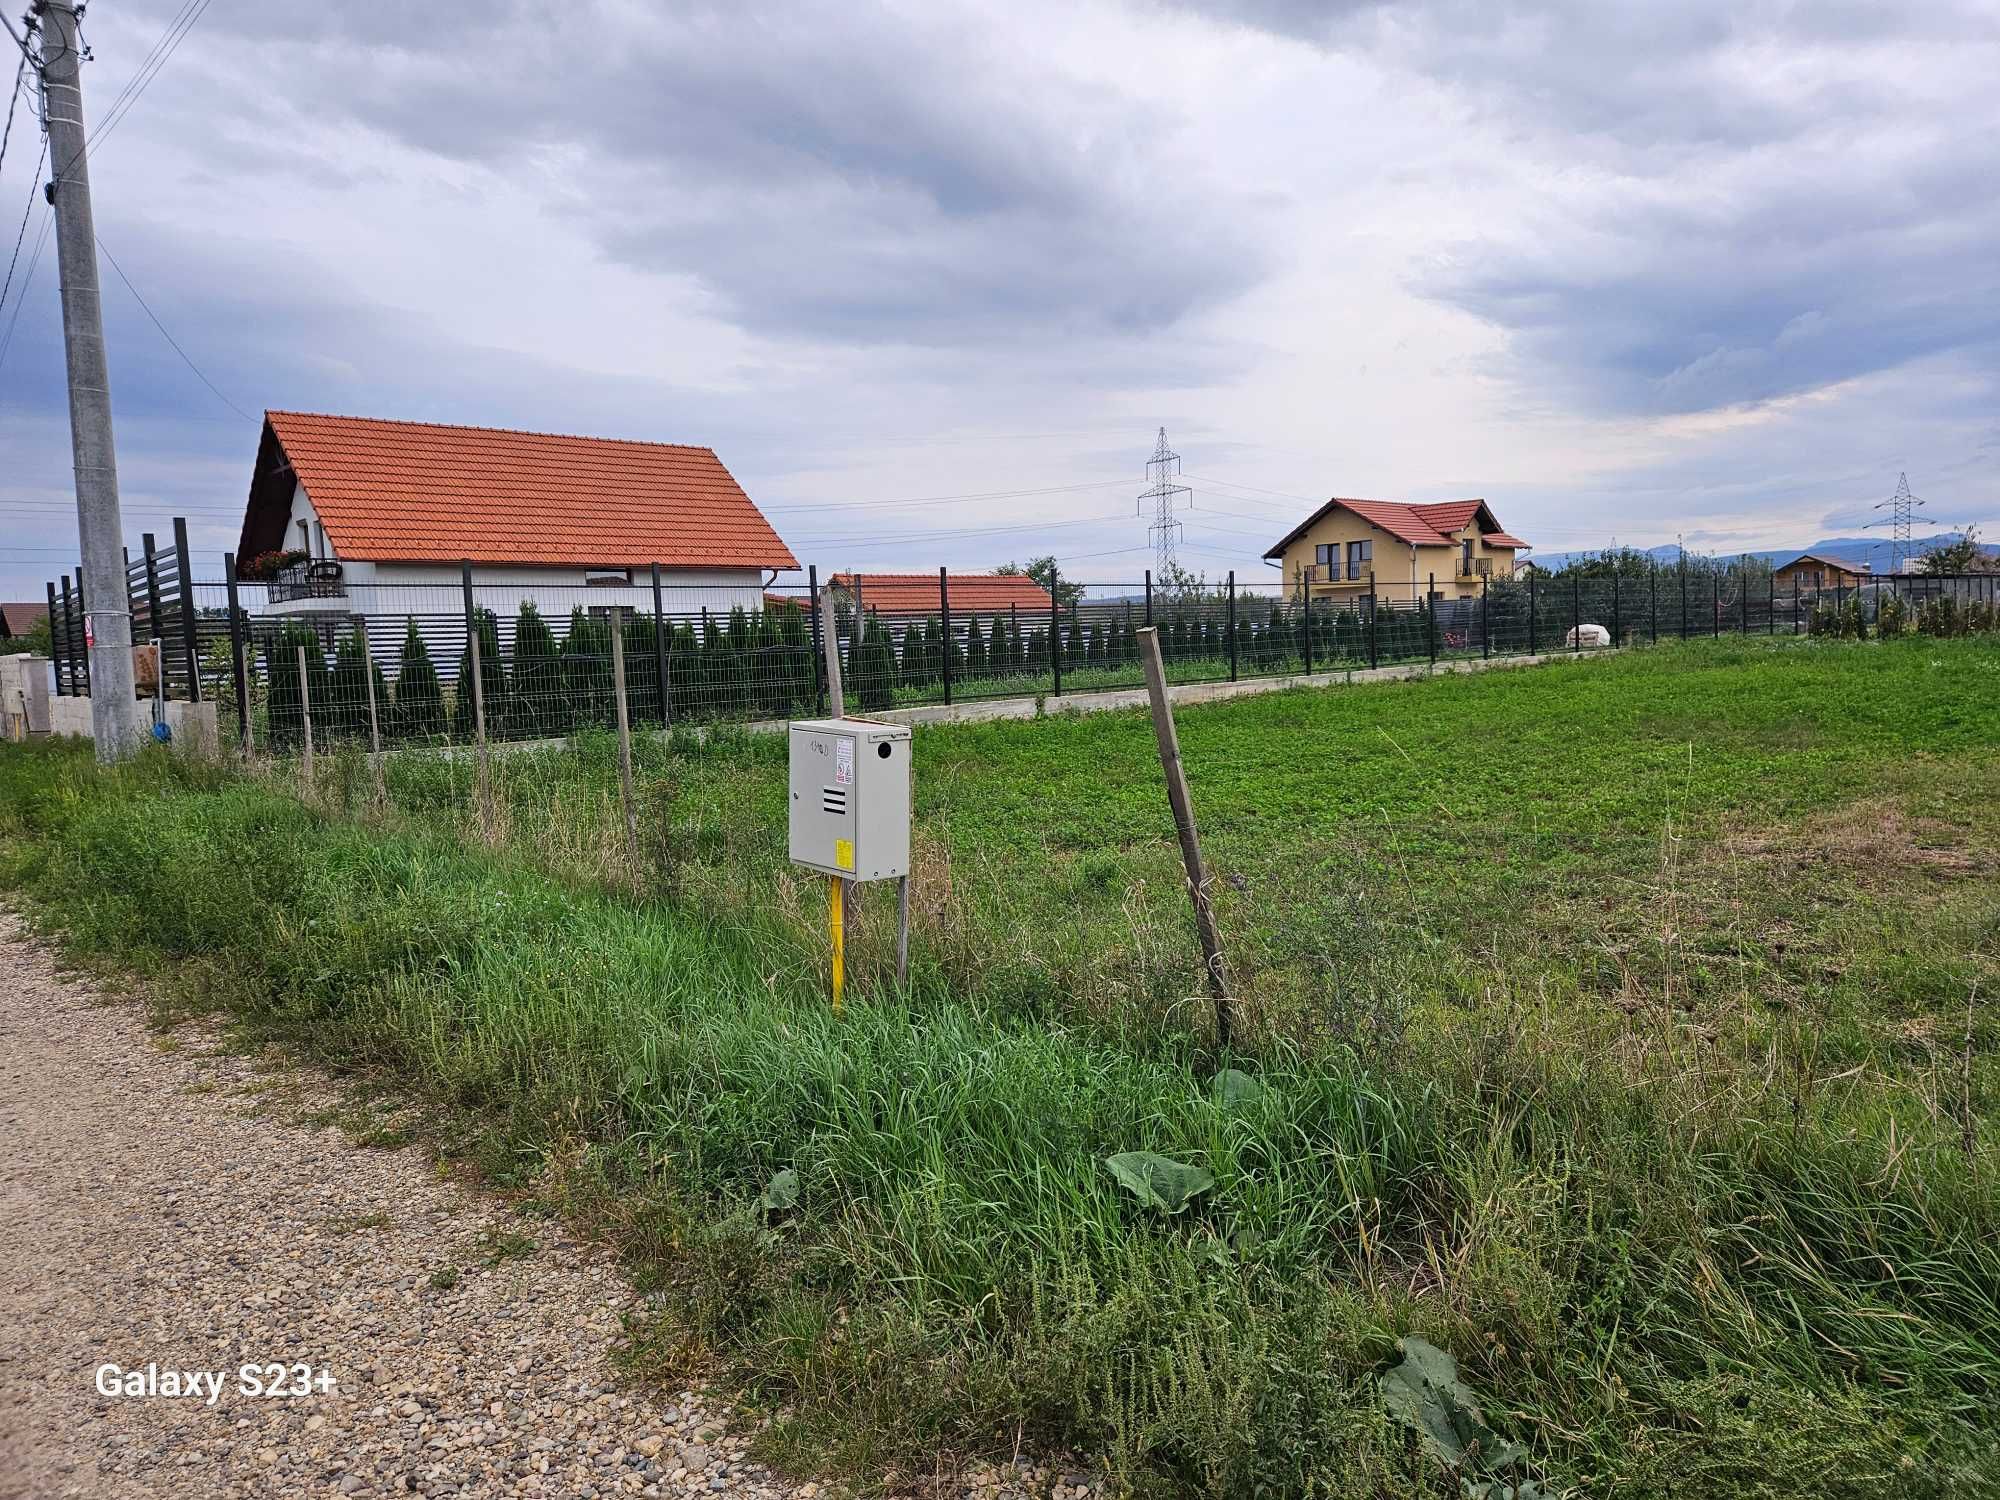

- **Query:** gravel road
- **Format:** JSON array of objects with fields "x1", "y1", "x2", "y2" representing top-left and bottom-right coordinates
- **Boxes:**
[{"x1": 0, "y1": 910, "x2": 827, "y2": 1500}]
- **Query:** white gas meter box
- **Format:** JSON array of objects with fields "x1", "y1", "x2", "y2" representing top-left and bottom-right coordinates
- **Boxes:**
[{"x1": 787, "y1": 717, "x2": 911, "y2": 881}]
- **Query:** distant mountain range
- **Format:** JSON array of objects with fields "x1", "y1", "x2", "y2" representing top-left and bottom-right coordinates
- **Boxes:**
[{"x1": 1532, "y1": 532, "x2": 1967, "y2": 573}]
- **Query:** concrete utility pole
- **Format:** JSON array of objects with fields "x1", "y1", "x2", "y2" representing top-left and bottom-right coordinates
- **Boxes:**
[{"x1": 37, "y1": 0, "x2": 140, "y2": 760}]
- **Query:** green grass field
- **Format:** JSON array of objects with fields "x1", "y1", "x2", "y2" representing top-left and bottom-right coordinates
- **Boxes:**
[{"x1": 3, "y1": 636, "x2": 1997, "y2": 1497}]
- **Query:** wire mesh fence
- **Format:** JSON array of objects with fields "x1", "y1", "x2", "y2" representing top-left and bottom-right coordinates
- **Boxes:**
[{"x1": 40, "y1": 546, "x2": 2000, "y2": 755}]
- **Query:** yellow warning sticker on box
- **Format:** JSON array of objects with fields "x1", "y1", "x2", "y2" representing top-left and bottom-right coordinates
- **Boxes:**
[{"x1": 834, "y1": 838, "x2": 855, "y2": 872}]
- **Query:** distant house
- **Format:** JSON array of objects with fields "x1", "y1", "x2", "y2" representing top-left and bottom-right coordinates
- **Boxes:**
[
  {"x1": 1773, "y1": 551, "x2": 1868, "y2": 592},
  {"x1": 1263, "y1": 498, "x2": 1528, "y2": 600},
  {"x1": 826, "y1": 572, "x2": 1054, "y2": 621},
  {"x1": 0, "y1": 601, "x2": 48, "y2": 641},
  {"x1": 235, "y1": 411, "x2": 798, "y2": 631}
]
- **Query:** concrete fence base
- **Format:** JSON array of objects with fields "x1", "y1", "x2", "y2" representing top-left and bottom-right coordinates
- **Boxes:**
[{"x1": 40, "y1": 692, "x2": 220, "y2": 757}]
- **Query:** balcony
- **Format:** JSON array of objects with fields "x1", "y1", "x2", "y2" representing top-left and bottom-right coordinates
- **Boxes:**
[
  {"x1": 267, "y1": 559, "x2": 348, "y2": 609},
  {"x1": 1298, "y1": 563, "x2": 1370, "y2": 588},
  {"x1": 1455, "y1": 557, "x2": 1496, "y2": 582}
]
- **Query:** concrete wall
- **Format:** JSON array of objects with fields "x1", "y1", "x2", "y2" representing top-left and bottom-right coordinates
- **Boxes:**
[
  {"x1": 0, "y1": 654, "x2": 52, "y2": 741},
  {"x1": 43, "y1": 693, "x2": 219, "y2": 756}
]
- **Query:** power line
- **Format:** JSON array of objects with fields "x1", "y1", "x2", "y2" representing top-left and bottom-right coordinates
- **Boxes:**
[
  {"x1": 0, "y1": 192, "x2": 50, "y2": 372},
  {"x1": 0, "y1": 49, "x2": 25, "y2": 184},
  {"x1": 84, "y1": 0, "x2": 215, "y2": 158},
  {"x1": 0, "y1": 137, "x2": 45, "y2": 321},
  {"x1": 94, "y1": 232, "x2": 251, "y2": 419}
]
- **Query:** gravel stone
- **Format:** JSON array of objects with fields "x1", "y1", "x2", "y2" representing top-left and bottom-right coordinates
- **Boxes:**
[{"x1": 0, "y1": 911, "x2": 828, "y2": 1499}]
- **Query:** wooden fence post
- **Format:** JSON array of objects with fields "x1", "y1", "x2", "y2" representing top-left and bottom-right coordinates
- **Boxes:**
[
  {"x1": 461, "y1": 561, "x2": 493, "y2": 828},
  {"x1": 360, "y1": 626, "x2": 386, "y2": 805},
  {"x1": 295, "y1": 645, "x2": 316, "y2": 794},
  {"x1": 1136, "y1": 626, "x2": 1232, "y2": 1049},
  {"x1": 610, "y1": 608, "x2": 638, "y2": 859}
]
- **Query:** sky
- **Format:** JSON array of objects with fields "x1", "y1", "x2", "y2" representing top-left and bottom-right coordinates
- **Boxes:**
[{"x1": 1, "y1": 0, "x2": 1996, "y2": 599}]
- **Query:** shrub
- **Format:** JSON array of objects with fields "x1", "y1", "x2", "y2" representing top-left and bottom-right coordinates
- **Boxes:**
[
  {"x1": 264, "y1": 622, "x2": 330, "y2": 750},
  {"x1": 855, "y1": 613, "x2": 897, "y2": 711},
  {"x1": 326, "y1": 625, "x2": 388, "y2": 742},
  {"x1": 511, "y1": 603, "x2": 562, "y2": 737},
  {"x1": 1874, "y1": 592, "x2": 1909, "y2": 638},
  {"x1": 452, "y1": 607, "x2": 509, "y2": 741},
  {"x1": 390, "y1": 619, "x2": 445, "y2": 740}
]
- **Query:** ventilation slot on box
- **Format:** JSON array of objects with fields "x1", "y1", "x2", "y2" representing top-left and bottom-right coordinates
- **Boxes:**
[{"x1": 821, "y1": 786, "x2": 848, "y2": 817}]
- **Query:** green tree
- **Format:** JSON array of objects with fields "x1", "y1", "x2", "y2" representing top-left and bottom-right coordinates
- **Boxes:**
[
  {"x1": 390, "y1": 619, "x2": 445, "y2": 740},
  {"x1": 623, "y1": 608, "x2": 664, "y2": 724},
  {"x1": 940, "y1": 616, "x2": 964, "y2": 687},
  {"x1": 998, "y1": 556, "x2": 1083, "y2": 608},
  {"x1": 561, "y1": 608, "x2": 615, "y2": 729},
  {"x1": 326, "y1": 625, "x2": 387, "y2": 742},
  {"x1": 1922, "y1": 527, "x2": 1997, "y2": 574},
  {"x1": 965, "y1": 615, "x2": 989, "y2": 677},
  {"x1": 13, "y1": 612, "x2": 52, "y2": 656},
  {"x1": 510, "y1": 602, "x2": 561, "y2": 737},
  {"x1": 453, "y1": 607, "x2": 509, "y2": 741},
  {"x1": 265, "y1": 623, "x2": 331, "y2": 751},
  {"x1": 855, "y1": 614, "x2": 897, "y2": 711}
]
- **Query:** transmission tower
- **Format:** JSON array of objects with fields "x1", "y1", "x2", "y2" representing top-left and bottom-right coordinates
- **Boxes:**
[
  {"x1": 1139, "y1": 427, "x2": 1192, "y2": 577},
  {"x1": 1869, "y1": 472, "x2": 1925, "y2": 573}
]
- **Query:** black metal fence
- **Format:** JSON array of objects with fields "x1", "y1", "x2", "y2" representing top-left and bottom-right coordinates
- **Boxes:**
[{"x1": 37, "y1": 542, "x2": 2000, "y2": 755}]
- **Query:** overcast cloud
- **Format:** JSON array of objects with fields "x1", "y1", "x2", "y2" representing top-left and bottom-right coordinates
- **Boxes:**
[{"x1": 2, "y1": 0, "x2": 1995, "y2": 595}]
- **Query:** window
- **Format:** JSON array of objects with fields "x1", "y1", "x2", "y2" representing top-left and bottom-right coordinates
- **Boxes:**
[
  {"x1": 1461, "y1": 537, "x2": 1474, "y2": 574},
  {"x1": 584, "y1": 568, "x2": 633, "y2": 587},
  {"x1": 1314, "y1": 542, "x2": 1336, "y2": 573},
  {"x1": 1346, "y1": 539, "x2": 1372, "y2": 580}
]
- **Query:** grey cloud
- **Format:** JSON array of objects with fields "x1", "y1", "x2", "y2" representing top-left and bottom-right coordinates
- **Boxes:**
[
  {"x1": 1164, "y1": 0, "x2": 2000, "y2": 416},
  {"x1": 143, "y1": 0, "x2": 1268, "y2": 346}
]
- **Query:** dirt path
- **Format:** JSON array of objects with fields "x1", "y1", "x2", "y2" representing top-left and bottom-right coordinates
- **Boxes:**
[{"x1": 0, "y1": 910, "x2": 821, "y2": 1500}]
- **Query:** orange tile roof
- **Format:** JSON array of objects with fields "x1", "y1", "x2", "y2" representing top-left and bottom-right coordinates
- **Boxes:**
[
  {"x1": 1263, "y1": 496, "x2": 1524, "y2": 556},
  {"x1": 241, "y1": 412, "x2": 797, "y2": 571},
  {"x1": 830, "y1": 572, "x2": 1054, "y2": 615}
]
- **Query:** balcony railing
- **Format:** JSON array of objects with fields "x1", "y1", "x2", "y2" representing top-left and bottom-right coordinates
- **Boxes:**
[
  {"x1": 268, "y1": 559, "x2": 347, "y2": 603},
  {"x1": 1299, "y1": 563, "x2": 1370, "y2": 585},
  {"x1": 1456, "y1": 557, "x2": 1496, "y2": 580}
]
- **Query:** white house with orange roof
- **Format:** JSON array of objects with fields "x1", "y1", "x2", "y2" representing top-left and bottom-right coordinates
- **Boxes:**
[{"x1": 234, "y1": 411, "x2": 798, "y2": 629}]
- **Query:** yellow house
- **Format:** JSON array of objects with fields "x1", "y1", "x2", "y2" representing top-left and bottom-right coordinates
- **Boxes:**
[{"x1": 1263, "y1": 497, "x2": 1529, "y2": 600}]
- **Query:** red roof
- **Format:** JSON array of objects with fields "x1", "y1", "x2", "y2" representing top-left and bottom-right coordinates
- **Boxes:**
[
  {"x1": 830, "y1": 572, "x2": 1054, "y2": 615},
  {"x1": 238, "y1": 411, "x2": 797, "y2": 571},
  {"x1": 1263, "y1": 496, "x2": 1524, "y2": 556},
  {"x1": 1, "y1": 601, "x2": 48, "y2": 637}
]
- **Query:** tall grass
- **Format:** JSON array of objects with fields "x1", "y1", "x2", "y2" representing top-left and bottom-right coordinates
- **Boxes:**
[{"x1": 1, "y1": 638, "x2": 1996, "y2": 1496}]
